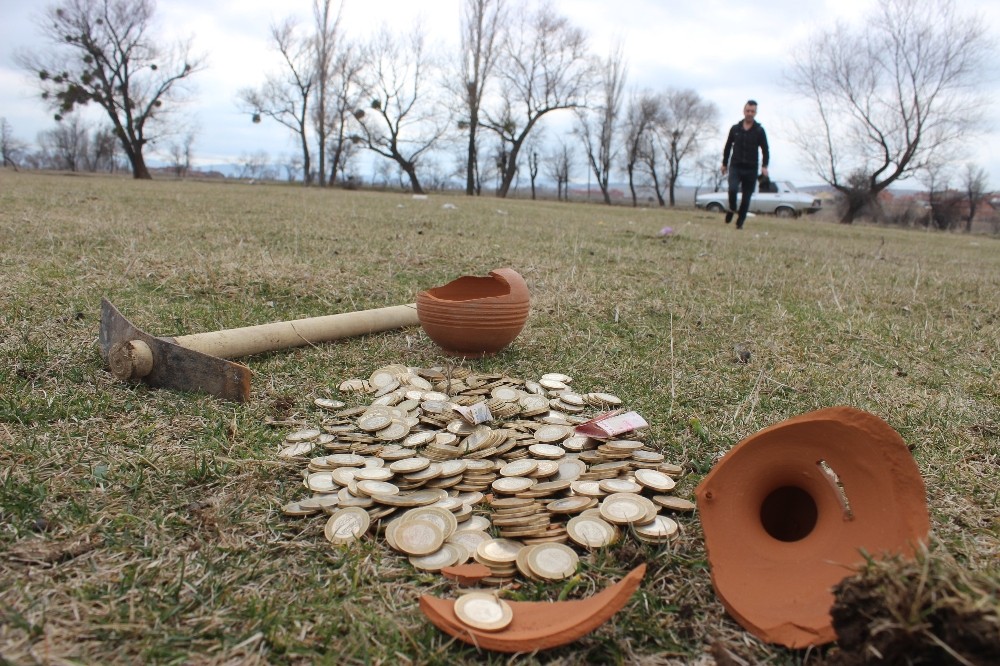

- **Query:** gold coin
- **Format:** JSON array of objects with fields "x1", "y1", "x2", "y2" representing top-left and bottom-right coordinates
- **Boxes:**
[
  {"x1": 476, "y1": 538, "x2": 524, "y2": 564},
  {"x1": 402, "y1": 506, "x2": 458, "y2": 539},
  {"x1": 454, "y1": 592, "x2": 514, "y2": 632},
  {"x1": 500, "y1": 459, "x2": 538, "y2": 477},
  {"x1": 633, "y1": 515, "x2": 680, "y2": 541},
  {"x1": 652, "y1": 495, "x2": 696, "y2": 512},
  {"x1": 599, "y1": 478, "x2": 643, "y2": 494},
  {"x1": 324, "y1": 507, "x2": 371, "y2": 545},
  {"x1": 566, "y1": 515, "x2": 617, "y2": 548},
  {"x1": 356, "y1": 480, "x2": 399, "y2": 497},
  {"x1": 599, "y1": 493, "x2": 656, "y2": 525},
  {"x1": 546, "y1": 496, "x2": 596, "y2": 514},
  {"x1": 389, "y1": 457, "x2": 431, "y2": 474},
  {"x1": 534, "y1": 425, "x2": 570, "y2": 443},
  {"x1": 525, "y1": 542, "x2": 579, "y2": 580},
  {"x1": 286, "y1": 428, "x2": 322, "y2": 443},
  {"x1": 491, "y1": 477, "x2": 535, "y2": 494},
  {"x1": 408, "y1": 543, "x2": 461, "y2": 572},
  {"x1": 528, "y1": 443, "x2": 565, "y2": 459},
  {"x1": 634, "y1": 469, "x2": 677, "y2": 492},
  {"x1": 393, "y1": 519, "x2": 445, "y2": 555},
  {"x1": 314, "y1": 398, "x2": 346, "y2": 410},
  {"x1": 278, "y1": 441, "x2": 316, "y2": 458}
]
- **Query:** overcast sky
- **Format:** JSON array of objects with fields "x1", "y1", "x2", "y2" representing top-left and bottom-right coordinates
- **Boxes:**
[{"x1": 2, "y1": 0, "x2": 998, "y2": 188}]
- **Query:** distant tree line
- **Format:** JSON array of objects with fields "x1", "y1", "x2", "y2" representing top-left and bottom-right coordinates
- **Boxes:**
[{"x1": 12, "y1": 0, "x2": 997, "y2": 224}]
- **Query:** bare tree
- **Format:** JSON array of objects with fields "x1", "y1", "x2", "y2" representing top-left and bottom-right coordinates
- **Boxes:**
[
  {"x1": 239, "y1": 17, "x2": 316, "y2": 184},
  {"x1": 622, "y1": 91, "x2": 664, "y2": 207},
  {"x1": 575, "y1": 42, "x2": 627, "y2": 205},
  {"x1": 483, "y1": 3, "x2": 593, "y2": 198},
  {"x1": 695, "y1": 152, "x2": 725, "y2": 196},
  {"x1": 657, "y1": 89, "x2": 718, "y2": 206},
  {"x1": 787, "y1": 0, "x2": 992, "y2": 223},
  {"x1": 544, "y1": 141, "x2": 574, "y2": 202},
  {"x1": 1, "y1": 118, "x2": 28, "y2": 170},
  {"x1": 456, "y1": 0, "x2": 507, "y2": 196},
  {"x1": 17, "y1": 0, "x2": 203, "y2": 179},
  {"x1": 237, "y1": 150, "x2": 276, "y2": 181},
  {"x1": 38, "y1": 114, "x2": 89, "y2": 171},
  {"x1": 324, "y1": 43, "x2": 364, "y2": 186},
  {"x1": 960, "y1": 163, "x2": 989, "y2": 233},
  {"x1": 310, "y1": 0, "x2": 343, "y2": 187},
  {"x1": 352, "y1": 26, "x2": 450, "y2": 195},
  {"x1": 166, "y1": 131, "x2": 195, "y2": 177}
]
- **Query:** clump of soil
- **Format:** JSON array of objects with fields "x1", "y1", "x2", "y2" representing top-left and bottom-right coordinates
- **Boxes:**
[{"x1": 821, "y1": 548, "x2": 999, "y2": 665}]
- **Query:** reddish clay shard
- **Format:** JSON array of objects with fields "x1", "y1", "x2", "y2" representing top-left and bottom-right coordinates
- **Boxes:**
[
  {"x1": 420, "y1": 564, "x2": 645, "y2": 653},
  {"x1": 416, "y1": 267, "x2": 530, "y2": 358},
  {"x1": 695, "y1": 407, "x2": 930, "y2": 648},
  {"x1": 441, "y1": 562, "x2": 492, "y2": 586}
]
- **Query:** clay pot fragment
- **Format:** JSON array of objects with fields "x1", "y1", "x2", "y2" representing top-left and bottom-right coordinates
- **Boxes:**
[
  {"x1": 416, "y1": 268, "x2": 530, "y2": 358},
  {"x1": 695, "y1": 407, "x2": 930, "y2": 648},
  {"x1": 420, "y1": 564, "x2": 645, "y2": 652}
]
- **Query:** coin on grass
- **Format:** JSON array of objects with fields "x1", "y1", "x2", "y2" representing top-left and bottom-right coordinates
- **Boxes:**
[
  {"x1": 409, "y1": 544, "x2": 461, "y2": 572},
  {"x1": 314, "y1": 398, "x2": 346, "y2": 411},
  {"x1": 546, "y1": 496, "x2": 597, "y2": 514},
  {"x1": 306, "y1": 472, "x2": 337, "y2": 493},
  {"x1": 454, "y1": 592, "x2": 514, "y2": 632},
  {"x1": 528, "y1": 443, "x2": 565, "y2": 459},
  {"x1": 652, "y1": 495, "x2": 696, "y2": 512},
  {"x1": 324, "y1": 507, "x2": 371, "y2": 545},
  {"x1": 500, "y1": 459, "x2": 538, "y2": 477},
  {"x1": 491, "y1": 477, "x2": 535, "y2": 494},
  {"x1": 358, "y1": 414, "x2": 393, "y2": 432},
  {"x1": 541, "y1": 372, "x2": 572, "y2": 383},
  {"x1": 377, "y1": 420, "x2": 410, "y2": 441},
  {"x1": 534, "y1": 425, "x2": 570, "y2": 443},
  {"x1": 526, "y1": 542, "x2": 579, "y2": 580},
  {"x1": 354, "y1": 467, "x2": 394, "y2": 482},
  {"x1": 356, "y1": 480, "x2": 399, "y2": 497},
  {"x1": 286, "y1": 428, "x2": 322, "y2": 443},
  {"x1": 490, "y1": 386, "x2": 522, "y2": 402},
  {"x1": 600, "y1": 493, "x2": 656, "y2": 525},
  {"x1": 389, "y1": 457, "x2": 431, "y2": 474},
  {"x1": 279, "y1": 441, "x2": 315, "y2": 458},
  {"x1": 634, "y1": 515, "x2": 680, "y2": 541},
  {"x1": 634, "y1": 469, "x2": 677, "y2": 492},
  {"x1": 394, "y1": 519, "x2": 445, "y2": 555},
  {"x1": 282, "y1": 500, "x2": 321, "y2": 516},
  {"x1": 566, "y1": 515, "x2": 617, "y2": 548},
  {"x1": 404, "y1": 506, "x2": 458, "y2": 539},
  {"x1": 599, "y1": 478, "x2": 643, "y2": 494},
  {"x1": 477, "y1": 538, "x2": 524, "y2": 565}
]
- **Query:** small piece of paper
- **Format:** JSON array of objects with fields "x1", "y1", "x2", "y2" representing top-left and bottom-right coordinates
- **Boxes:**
[
  {"x1": 574, "y1": 410, "x2": 649, "y2": 439},
  {"x1": 455, "y1": 401, "x2": 493, "y2": 425}
]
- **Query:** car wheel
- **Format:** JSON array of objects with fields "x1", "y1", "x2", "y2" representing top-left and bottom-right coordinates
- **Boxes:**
[
  {"x1": 775, "y1": 206, "x2": 796, "y2": 218},
  {"x1": 706, "y1": 202, "x2": 724, "y2": 213}
]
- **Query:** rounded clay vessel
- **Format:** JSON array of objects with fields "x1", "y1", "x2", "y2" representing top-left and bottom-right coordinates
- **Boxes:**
[
  {"x1": 416, "y1": 267, "x2": 530, "y2": 357},
  {"x1": 695, "y1": 406, "x2": 930, "y2": 648}
]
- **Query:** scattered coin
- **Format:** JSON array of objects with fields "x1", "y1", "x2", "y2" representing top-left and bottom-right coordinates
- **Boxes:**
[
  {"x1": 324, "y1": 507, "x2": 371, "y2": 545},
  {"x1": 454, "y1": 592, "x2": 514, "y2": 632}
]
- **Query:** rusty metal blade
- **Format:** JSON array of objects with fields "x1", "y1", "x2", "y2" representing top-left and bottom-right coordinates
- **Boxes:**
[{"x1": 100, "y1": 298, "x2": 252, "y2": 401}]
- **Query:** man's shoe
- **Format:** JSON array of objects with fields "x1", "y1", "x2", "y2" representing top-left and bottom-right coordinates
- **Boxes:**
[{"x1": 725, "y1": 210, "x2": 734, "y2": 224}]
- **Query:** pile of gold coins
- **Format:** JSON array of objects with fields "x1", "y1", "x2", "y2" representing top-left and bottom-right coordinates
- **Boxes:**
[{"x1": 277, "y1": 365, "x2": 695, "y2": 585}]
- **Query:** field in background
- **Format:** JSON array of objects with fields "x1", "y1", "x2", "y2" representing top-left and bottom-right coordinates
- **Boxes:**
[{"x1": 1, "y1": 171, "x2": 997, "y2": 664}]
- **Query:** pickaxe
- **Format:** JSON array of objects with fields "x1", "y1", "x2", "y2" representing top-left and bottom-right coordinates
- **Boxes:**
[{"x1": 99, "y1": 298, "x2": 419, "y2": 401}]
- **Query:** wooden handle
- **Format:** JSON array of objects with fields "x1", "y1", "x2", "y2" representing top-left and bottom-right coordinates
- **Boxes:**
[{"x1": 170, "y1": 304, "x2": 419, "y2": 359}]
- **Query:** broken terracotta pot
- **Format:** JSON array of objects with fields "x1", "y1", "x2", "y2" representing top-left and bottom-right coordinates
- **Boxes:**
[
  {"x1": 420, "y1": 564, "x2": 645, "y2": 652},
  {"x1": 416, "y1": 267, "x2": 529, "y2": 358},
  {"x1": 695, "y1": 406, "x2": 930, "y2": 648}
]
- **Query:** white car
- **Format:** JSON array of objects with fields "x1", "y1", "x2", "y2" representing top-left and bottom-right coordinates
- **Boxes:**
[{"x1": 696, "y1": 181, "x2": 822, "y2": 218}]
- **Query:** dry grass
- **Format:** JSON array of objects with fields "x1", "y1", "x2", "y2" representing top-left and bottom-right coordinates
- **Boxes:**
[{"x1": 0, "y1": 170, "x2": 997, "y2": 664}]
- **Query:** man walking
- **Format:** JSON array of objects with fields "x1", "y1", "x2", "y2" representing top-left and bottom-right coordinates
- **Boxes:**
[{"x1": 721, "y1": 100, "x2": 769, "y2": 229}]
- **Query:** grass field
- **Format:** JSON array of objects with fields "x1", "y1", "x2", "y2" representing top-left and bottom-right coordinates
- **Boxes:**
[{"x1": 1, "y1": 170, "x2": 997, "y2": 665}]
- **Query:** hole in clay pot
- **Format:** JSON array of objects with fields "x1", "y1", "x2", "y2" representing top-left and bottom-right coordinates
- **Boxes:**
[
  {"x1": 817, "y1": 459, "x2": 854, "y2": 521},
  {"x1": 759, "y1": 486, "x2": 818, "y2": 542}
]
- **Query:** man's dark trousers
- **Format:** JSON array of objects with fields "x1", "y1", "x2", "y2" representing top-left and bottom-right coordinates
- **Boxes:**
[{"x1": 728, "y1": 165, "x2": 757, "y2": 227}]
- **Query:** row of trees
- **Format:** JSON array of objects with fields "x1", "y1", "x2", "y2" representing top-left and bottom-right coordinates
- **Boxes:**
[{"x1": 14, "y1": 0, "x2": 996, "y2": 223}]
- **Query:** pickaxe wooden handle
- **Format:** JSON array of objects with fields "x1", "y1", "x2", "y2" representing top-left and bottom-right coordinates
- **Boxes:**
[{"x1": 99, "y1": 298, "x2": 419, "y2": 401}]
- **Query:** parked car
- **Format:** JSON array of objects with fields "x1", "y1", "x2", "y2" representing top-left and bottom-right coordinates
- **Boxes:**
[{"x1": 695, "y1": 180, "x2": 822, "y2": 217}]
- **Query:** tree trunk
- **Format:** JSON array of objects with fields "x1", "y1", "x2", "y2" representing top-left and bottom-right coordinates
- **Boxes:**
[
  {"x1": 668, "y1": 176, "x2": 677, "y2": 207},
  {"x1": 466, "y1": 118, "x2": 478, "y2": 196},
  {"x1": 401, "y1": 162, "x2": 424, "y2": 194},
  {"x1": 627, "y1": 164, "x2": 637, "y2": 207},
  {"x1": 130, "y1": 144, "x2": 152, "y2": 179}
]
